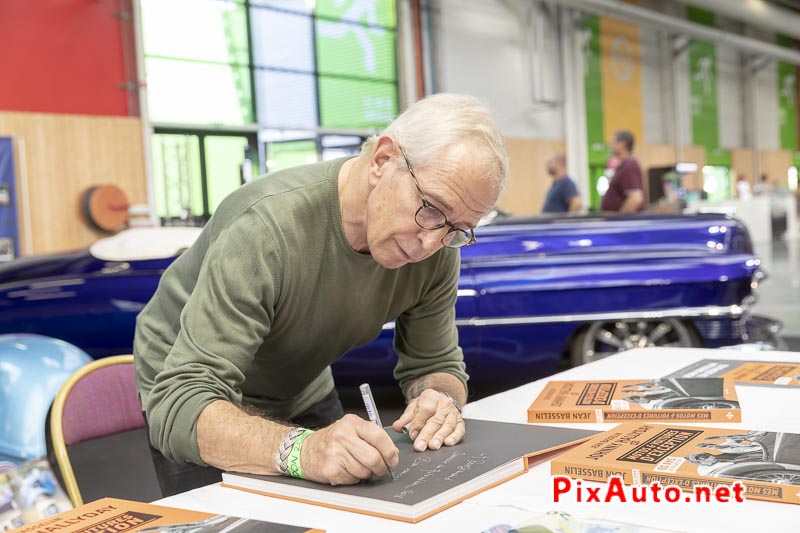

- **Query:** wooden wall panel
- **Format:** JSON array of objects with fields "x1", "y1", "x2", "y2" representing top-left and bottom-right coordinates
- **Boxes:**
[
  {"x1": 637, "y1": 144, "x2": 677, "y2": 200},
  {"x1": 759, "y1": 149, "x2": 793, "y2": 189},
  {"x1": 731, "y1": 148, "x2": 755, "y2": 196},
  {"x1": 637, "y1": 145, "x2": 677, "y2": 169},
  {"x1": 498, "y1": 138, "x2": 566, "y2": 216},
  {"x1": 0, "y1": 111, "x2": 146, "y2": 255},
  {"x1": 678, "y1": 145, "x2": 706, "y2": 192}
]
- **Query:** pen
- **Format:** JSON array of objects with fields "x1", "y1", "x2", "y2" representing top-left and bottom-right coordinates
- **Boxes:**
[{"x1": 359, "y1": 382, "x2": 397, "y2": 480}]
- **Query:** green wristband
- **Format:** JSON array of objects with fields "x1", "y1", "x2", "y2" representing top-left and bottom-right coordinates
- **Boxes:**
[{"x1": 287, "y1": 429, "x2": 314, "y2": 479}]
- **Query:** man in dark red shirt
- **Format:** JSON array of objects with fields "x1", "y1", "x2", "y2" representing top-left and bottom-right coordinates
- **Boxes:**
[{"x1": 601, "y1": 130, "x2": 646, "y2": 213}]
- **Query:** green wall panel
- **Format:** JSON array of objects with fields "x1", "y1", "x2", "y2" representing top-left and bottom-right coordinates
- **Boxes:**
[{"x1": 688, "y1": 7, "x2": 719, "y2": 151}]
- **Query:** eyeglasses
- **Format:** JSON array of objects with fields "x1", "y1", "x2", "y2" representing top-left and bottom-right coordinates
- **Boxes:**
[{"x1": 400, "y1": 147, "x2": 476, "y2": 249}]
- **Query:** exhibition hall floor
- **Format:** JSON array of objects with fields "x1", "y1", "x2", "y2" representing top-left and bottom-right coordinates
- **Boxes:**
[{"x1": 753, "y1": 237, "x2": 800, "y2": 347}]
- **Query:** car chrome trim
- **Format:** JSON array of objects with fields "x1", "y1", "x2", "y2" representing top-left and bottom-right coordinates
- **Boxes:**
[
  {"x1": 22, "y1": 292, "x2": 78, "y2": 302},
  {"x1": 381, "y1": 305, "x2": 744, "y2": 330},
  {"x1": 28, "y1": 279, "x2": 86, "y2": 290}
]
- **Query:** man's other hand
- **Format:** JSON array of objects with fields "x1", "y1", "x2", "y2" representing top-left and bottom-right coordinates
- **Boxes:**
[{"x1": 392, "y1": 389, "x2": 464, "y2": 452}]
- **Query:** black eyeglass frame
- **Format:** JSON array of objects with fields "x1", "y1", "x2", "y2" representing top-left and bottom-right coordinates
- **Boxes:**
[{"x1": 399, "y1": 148, "x2": 477, "y2": 249}]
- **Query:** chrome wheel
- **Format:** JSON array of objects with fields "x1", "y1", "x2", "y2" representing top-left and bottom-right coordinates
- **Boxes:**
[
  {"x1": 571, "y1": 318, "x2": 697, "y2": 366},
  {"x1": 671, "y1": 400, "x2": 740, "y2": 410},
  {"x1": 745, "y1": 470, "x2": 800, "y2": 484}
]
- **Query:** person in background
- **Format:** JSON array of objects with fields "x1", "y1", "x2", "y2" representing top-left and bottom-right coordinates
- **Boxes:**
[
  {"x1": 755, "y1": 173, "x2": 775, "y2": 196},
  {"x1": 605, "y1": 155, "x2": 620, "y2": 179},
  {"x1": 542, "y1": 154, "x2": 582, "y2": 214},
  {"x1": 600, "y1": 130, "x2": 646, "y2": 213},
  {"x1": 736, "y1": 173, "x2": 752, "y2": 200}
]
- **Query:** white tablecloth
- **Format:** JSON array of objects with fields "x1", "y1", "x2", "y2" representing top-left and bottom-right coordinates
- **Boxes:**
[{"x1": 156, "y1": 347, "x2": 800, "y2": 533}]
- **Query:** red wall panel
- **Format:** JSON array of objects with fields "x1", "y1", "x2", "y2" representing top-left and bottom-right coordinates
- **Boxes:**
[{"x1": 0, "y1": 0, "x2": 132, "y2": 116}]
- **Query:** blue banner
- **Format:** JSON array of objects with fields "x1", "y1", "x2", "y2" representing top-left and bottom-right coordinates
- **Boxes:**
[{"x1": 0, "y1": 137, "x2": 20, "y2": 259}]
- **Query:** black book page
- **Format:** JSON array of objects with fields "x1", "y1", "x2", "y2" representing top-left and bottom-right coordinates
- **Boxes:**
[{"x1": 228, "y1": 419, "x2": 595, "y2": 506}]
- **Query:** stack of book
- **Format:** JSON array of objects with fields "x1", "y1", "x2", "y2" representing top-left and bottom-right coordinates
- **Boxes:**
[
  {"x1": 550, "y1": 423, "x2": 800, "y2": 504},
  {"x1": 522, "y1": 374, "x2": 800, "y2": 505},
  {"x1": 526, "y1": 378, "x2": 741, "y2": 423}
]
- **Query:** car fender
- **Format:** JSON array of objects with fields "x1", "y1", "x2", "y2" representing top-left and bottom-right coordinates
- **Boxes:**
[{"x1": 0, "y1": 334, "x2": 91, "y2": 464}]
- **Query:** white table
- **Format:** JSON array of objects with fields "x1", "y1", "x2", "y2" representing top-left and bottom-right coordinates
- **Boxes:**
[{"x1": 156, "y1": 347, "x2": 800, "y2": 533}]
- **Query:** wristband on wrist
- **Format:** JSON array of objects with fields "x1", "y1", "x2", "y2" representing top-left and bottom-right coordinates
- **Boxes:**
[
  {"x1": 286, "y1": 429, "x2": 314, "y2": 479},
  {"x1": 275, "y1": 427, "x2": 311, "y2": 476}
]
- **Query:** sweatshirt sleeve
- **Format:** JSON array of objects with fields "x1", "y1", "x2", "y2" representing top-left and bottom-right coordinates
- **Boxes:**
[
  {"x1": 392, "y1": 249, "x2": 468, "y2": 396},
  {"x1": 143, "y1": 209, "x2": 280, "y2": 464}
]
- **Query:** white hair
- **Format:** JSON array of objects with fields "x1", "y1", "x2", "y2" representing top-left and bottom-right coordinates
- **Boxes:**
[{"x1": 361, "y1": 93, "x2": 508, "y2": 190}]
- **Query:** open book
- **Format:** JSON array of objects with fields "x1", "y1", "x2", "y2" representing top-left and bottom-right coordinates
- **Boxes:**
[
  {"x1": 527, "y1": 378, "x2": 741, "y2": 423},
  {"x1": 222, "y1": 419, "x2": 595, "y2": 523}
]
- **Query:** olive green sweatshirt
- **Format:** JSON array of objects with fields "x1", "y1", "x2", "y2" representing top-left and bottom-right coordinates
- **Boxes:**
[{"x1": 134, "y1": 157, "x2": 467, "y2": 464}]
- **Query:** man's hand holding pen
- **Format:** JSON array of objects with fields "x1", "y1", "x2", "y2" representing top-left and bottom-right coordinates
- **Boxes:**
[{"x1": 299, "y1": 414, "x2": 399, "y2": 486}]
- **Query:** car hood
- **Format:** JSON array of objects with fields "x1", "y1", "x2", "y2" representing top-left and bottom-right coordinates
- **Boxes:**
[
  {"x1": 463, "y1": 213, "x2": 752, "y2": 262},
  {"x1": 0, "y1": 251, "x2": 96, "y2": 285}
]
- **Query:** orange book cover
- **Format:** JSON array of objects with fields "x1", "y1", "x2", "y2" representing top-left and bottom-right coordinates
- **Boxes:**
[
  {"x1": 551, "y1": 423, "x2": 800, "y2": 504},
  {"x1": 665, "y1": 359, "x2": 800, "y2": 387},
  {"x1": 221, "y1": 420, "x2": 596, "y2": 523},
  {"x1": 13, "y1": 497, "x2": 324, "y2": 533},
  {"x1": 527, "y1": 378, "x2": 741, "y2": 423}
]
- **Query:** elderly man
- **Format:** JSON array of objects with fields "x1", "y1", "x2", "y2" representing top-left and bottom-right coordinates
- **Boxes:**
[{"x1": 134, "y1": 93, "x2": 508, "y2": 495}]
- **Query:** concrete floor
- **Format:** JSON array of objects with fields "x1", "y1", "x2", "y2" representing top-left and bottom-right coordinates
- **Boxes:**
[{"x1": 752, "y1": 238, "x2": 800, "y2": 343}]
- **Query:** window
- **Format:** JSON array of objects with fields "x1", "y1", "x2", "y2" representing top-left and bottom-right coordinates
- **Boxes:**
[
  {"x1": 150, "y1": 134, "x2": 203, "y2": 220},
  {"x1": 141, "y1": 0, "x2": 399, "y2": 222},
  {"x1": 142, "y1": 0, "x2": 252, "y2": 125},
  {"x1": 152, "y1": 131, "x2": 257, "y2": 224},
  {"x1": 250, "y1": 0, "x2": 398, "y2": 129}
]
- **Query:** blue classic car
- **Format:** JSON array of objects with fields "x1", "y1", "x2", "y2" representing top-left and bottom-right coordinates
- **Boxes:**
[{"x1": 0, "y1": 213, "x2": 781, "y2": 393}]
